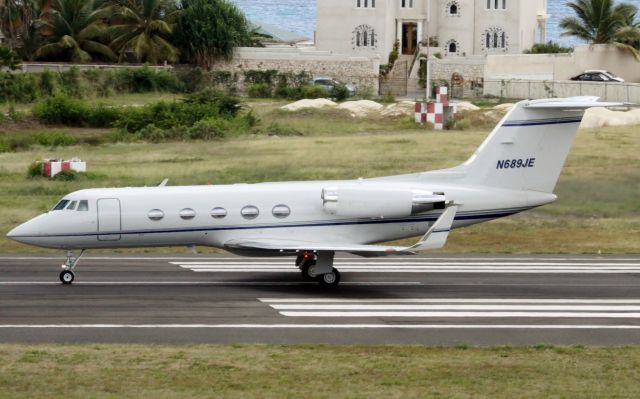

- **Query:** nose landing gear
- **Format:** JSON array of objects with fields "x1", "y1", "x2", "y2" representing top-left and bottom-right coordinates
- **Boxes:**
[{"x1": 59, "y1": 250, "x2": 85, "y2": 285}]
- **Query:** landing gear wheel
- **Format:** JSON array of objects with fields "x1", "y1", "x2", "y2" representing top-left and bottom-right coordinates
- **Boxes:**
[
  {"x1": 317, "y1": 268, "x2": 341, "y2": 287},
  {"x1": 301, "y1": 260, "x2": 318, "y2": 281},
  {"x1": 59, "y1": 270, "x2": 75, "y2": 285}
]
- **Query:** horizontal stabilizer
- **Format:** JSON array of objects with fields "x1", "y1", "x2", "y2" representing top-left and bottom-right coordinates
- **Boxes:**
[
  {"x1": 224, "y1": 206, "x2": 458, "y2": 257},
  {"x1": 524, "y1": 97, "x2": 628, "y2": 109}
]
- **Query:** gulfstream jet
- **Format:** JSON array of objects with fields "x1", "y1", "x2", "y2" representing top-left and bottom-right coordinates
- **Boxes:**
[{"x1": 7, "y1": 97, "x2": 623, "y2": 286}]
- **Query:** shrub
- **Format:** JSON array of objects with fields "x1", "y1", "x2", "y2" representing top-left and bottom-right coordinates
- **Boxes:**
[
  {"x1": 176, "y1": 67, "x2": 206, "y2": 93},
  {"x1": 188, "y1": 118, "x2": 228, "y2": 139},
  {"x1": 244, "y1": 70, "x2": 278, "y2": 85},
  {"x1": 27, "y1": 161, "x2": 44, "y2": 178},
  {"x1": 300, "y1": 85, "x2": 327, "y2": 99},
  {"x1": 87, "y1": 104, "x2": 122, "y2": 127},
  {"x1": 60, "y1": 67, "x2": 91, "y2": 98},
  {"x1": 52, "y1": 170, "x2": 79, "y2": 181},
  {"x1": 32, "y1": 131, "x2": 78, "y2": 147},
  {"x1": 330, "y1": 84, "x2": 350, "y2": 101},
  {"x1": 0, "y1": 73, "x2": 39, "y2": 103},
  {"x1": 32, "y1": 94, "x2": 88, "y2": 125},
  {"x1": 525, "y1": 41, "x2": 573, "y2": 54},
  {"x1": 247, "y1": 83, "x2": 272, "y2": 98},
  {"x1": 39, "y1": 70, "x2": 59, "y2": 97}
]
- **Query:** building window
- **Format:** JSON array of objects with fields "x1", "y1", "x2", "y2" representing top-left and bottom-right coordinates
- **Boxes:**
[
  {"x1": 446, "y1": 1, "x2": 460, "y2": 16},
  {"x1": 356, "y1": 0, "x2": 375, "y2": 8},
  {"x1": 446, "y1": 39, "x2": 460, "y2": 55},
  {"x1": 401, "y1": 0, "x2": 413, "y2": 8},
  {"x1": 352, "y1": 25, "x2": 377, "y2": 49},
  {"x1": 482, "y1": 27, "x2": 508, "y2": 51},
  {"x1": 487, "y1": 0, "x2": 506, "y2": 9}
]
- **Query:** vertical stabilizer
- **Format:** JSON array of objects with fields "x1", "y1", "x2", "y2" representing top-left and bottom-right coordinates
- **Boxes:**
[{"x1": 454, "y1": 97, "x2": 623, "y2": 193}]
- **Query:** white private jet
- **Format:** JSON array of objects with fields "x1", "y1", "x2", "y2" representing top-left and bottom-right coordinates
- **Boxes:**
[{"x1": 7, "y1": 97, "x2": 624, "y2": 286}]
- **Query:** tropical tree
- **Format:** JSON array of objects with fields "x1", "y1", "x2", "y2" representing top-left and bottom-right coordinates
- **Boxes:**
[
  {"x1": 0, "y1": 45, "x2": 21, "y2": 69},
  {"x1": 101, "y1": 0, "x2": 179, "y2": 64},
  {"x1": 0, "y1": 0, "x2": 40, "y2": 48},
  {"x1": 560, "y1": 0, "x2": 640, "y2": 59},
  {"x1": 35, "y1": 0, "x2": 116, "y2": 62},
  {"x1": 174, "y1": 0, "x2": 253, "y2": 69}
]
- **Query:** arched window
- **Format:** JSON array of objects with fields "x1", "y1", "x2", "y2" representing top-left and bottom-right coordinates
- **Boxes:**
[
  {"x1": 352, "y1": 25, "x2": 377, "y2": 49},
  {"x1": 447, "y1": 1, "x2": 460, "y2": 15},
  {"x1": 482, "y1": 27, "x2": 508, "y2": 51},
  {"x1": 449, "y1": 42, "x2": 457, "y2": 53}
]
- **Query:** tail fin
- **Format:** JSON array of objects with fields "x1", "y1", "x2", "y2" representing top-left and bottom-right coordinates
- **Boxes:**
[{"x1": 455, "y1": 97, "x2": 624, "y2": 193}]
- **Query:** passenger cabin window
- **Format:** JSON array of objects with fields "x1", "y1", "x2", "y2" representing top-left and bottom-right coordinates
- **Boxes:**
[
  {"x1": 241, "y1": 205, "x2": 259, "y2": 220},
  {"x1": 210, "y1": 207, "x2": 227, "y2": 219},
  {"x1": 179, "y1": 208, "x2": 196, "y2": 220},
  {"x1": 52, "y1": 200, "x2": 69, "y2": 211},
  {"x1": 272, "y1": 204, "x2": 291, "y2": 219},
  {"x1": 77, "y1": 200, "x2": 89, "y2": 211},
  {"x1": 66, "y1": 201, "x2": 77, "y2": 210},
  {"x1": 148, "y1": 209, "x2": 165, "y2": 221}
]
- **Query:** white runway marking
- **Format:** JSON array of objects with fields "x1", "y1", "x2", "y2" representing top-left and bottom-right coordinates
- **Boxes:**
[
  {"x1": 0, "y1": 281, "x2": 420, "y2": 286},
  {"x1": 260, "y1": 298, "x2": 640, "y2": 321},
  {"x1": 0, "y1": 324, "x2": 639, "y2": 330},
  {"x1": 3, "y1": 256, "x2": 640, "y2": 261},
  {"x1": 171, "y1": 259, "x2": 640, "y2": 274}
]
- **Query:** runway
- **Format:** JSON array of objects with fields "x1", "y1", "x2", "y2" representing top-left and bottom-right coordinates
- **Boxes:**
[{"x1": 1, "y1": 254, "x2": 640, "y2": 345}]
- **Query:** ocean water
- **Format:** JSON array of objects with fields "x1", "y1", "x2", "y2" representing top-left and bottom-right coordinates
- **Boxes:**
[{"x1": 231, "y1": 0, "x2": 640, "y2": 45}]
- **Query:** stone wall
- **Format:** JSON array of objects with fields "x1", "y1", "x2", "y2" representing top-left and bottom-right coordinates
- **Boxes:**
[
  {"x1": 216, "y1": 47, "x2": 381, "y2": 94},
  {"x1": 431, "y1": 56, "x2": 486, "y2": 99}
]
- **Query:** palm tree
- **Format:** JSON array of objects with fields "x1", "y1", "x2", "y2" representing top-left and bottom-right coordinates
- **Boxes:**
[
  {"x1": 560, "y1": 0, "x2": 640, "y2": 59},
  {"x1": 101, "y1": 0, "x2": 179, "y2": 64},
  {"x1": 35, "y1": 0, "x2": 116, "y2": 62},
  {"x1": 0, "y1": 0, "x2": 39, "y2": 47}
]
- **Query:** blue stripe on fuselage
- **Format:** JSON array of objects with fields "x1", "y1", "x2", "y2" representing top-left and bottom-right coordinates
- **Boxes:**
[{"x1": 11, "y1": 207, "x2": 528, "y2": 239}]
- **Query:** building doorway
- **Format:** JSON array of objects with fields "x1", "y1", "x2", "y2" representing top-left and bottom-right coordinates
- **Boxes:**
[{"x1": 402, "y1": 23, "x2": 417, "y2": 54}]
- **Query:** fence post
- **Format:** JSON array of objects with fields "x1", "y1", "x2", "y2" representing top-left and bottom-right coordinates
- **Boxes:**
[{"x1": 528, "y1": 81, "x2": 531, "y2": 99}]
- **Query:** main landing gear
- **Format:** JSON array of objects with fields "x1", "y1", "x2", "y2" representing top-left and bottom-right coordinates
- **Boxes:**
[
  {"x1": 59, "y1": 249, "x2": 85, "y2": 285},
  {"x1": 296, "y1": 251, "x2": 341, "y2": 287}
]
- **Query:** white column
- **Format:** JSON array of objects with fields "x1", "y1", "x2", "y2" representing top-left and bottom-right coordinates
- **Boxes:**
[
  {"x1": 397, "y1": 19, "x2": 402, "y2": 45},
  {"x1": 417, "y1": 20, "x2": 423, "y2": 46}
]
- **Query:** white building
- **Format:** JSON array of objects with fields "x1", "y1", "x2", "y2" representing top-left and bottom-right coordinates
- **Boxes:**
[{"x1": 316, "y1": 0, "x2": 548, "y2": 63}]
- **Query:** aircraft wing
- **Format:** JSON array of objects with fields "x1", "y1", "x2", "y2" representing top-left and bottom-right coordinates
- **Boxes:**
[{"x1": 224, "y1": 206, "x2": 457, "y2": 257}]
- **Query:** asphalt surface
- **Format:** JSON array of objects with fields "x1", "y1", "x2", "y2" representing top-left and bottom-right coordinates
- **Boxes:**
[{"x1": 1, "y1": 253, "x2": 640, "y2": 345}]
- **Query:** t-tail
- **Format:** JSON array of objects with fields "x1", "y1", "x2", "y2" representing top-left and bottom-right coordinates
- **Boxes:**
[{"x1": 449, "y1": 96, "x2": 625, "y2": 193}]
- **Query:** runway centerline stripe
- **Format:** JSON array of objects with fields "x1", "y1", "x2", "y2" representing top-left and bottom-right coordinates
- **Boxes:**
[
  {"x1": 1, "y1": 324, "x2": 640, "y2": 329},
  {"x1": 173, "y1": 262, "x2": 640, "y2": 266}
]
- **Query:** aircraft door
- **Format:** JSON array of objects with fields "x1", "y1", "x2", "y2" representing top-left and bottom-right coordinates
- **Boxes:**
[{"x1": 97, "y1": 198, "x2": 121, "y2": 241}]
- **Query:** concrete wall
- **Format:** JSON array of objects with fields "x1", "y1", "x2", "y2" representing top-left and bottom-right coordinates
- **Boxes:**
[
  {"x1": 484, "y1": 79, "x2": 640, "y2": 102},
  {"x1": 432, "y1": 56, "x2": 486, "y2": 98},
  {"x1": 217, "y1": 47, "x2": 381, "y2": 93},
  {"x1": 485, "y1": 44, "x2": 640, "y2": 83}
]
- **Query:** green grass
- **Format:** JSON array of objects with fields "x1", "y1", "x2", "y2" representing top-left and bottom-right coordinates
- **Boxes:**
[
  {"x1": 0, "y1": 98, "x2": 638, "y2": 253},
  {"x1": 0, "y1": 344, "x2": 639, "y2": 398}
]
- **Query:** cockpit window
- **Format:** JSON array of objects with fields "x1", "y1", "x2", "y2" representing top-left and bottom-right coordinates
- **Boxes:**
[
  {"x1": 77, "y1": 200, "x2": 89, "y2": 211},
  {"x1": 52, "y1": 200, "x2": 69, "y2": 211},
  {"x1": 66, "y1": 201, "x2": 77, "y2": 210}
]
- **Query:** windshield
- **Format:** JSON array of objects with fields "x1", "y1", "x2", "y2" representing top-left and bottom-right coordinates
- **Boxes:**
[{"x1": 52, "y1": 200, "x2": 69, "y2": 211}]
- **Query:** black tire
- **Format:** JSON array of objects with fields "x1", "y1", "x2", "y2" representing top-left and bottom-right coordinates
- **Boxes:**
[
  {"x1": 317, "y1": 268, "x2": 341, "y2": 287},
  {"x1": 301, "y1": 259, "x2": 318, "y2": 281},
  {"x1": 59, "y1": 270, "x2": 75, "y2": 285}
]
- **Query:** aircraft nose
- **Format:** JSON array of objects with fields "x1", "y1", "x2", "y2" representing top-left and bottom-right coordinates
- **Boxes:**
[{"x1": 6, "y1": 219, "x2": 41, "y2": 245}]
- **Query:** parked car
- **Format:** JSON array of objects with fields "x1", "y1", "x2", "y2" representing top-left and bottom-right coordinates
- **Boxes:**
[
  {"x1": 313, "y1": 77, "x2": 357, "y2": 96},
  {"x1": 570, "y1": 70, "x2": 625, "y2": 83}
]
